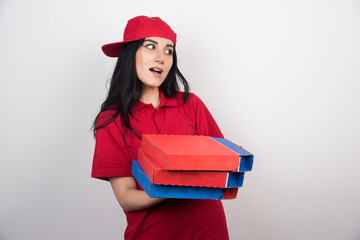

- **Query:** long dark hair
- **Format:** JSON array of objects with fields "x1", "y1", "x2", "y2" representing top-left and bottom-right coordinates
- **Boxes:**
[{"x1": 92, "y1": 39, "x2": 190, "y2": 139}]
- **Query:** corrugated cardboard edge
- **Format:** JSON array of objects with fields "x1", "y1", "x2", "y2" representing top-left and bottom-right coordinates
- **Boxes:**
[
  {"x1": 142, "y1": 134, "x2": 169, "y2": 169},
  {"x1": 210, "y1": 137, "x2": 254, "y2": 172}
]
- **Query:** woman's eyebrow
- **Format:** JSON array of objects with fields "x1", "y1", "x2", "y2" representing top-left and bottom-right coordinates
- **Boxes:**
[{"x1": 144, "y1": 39, "x2": 174, "y2": 48}]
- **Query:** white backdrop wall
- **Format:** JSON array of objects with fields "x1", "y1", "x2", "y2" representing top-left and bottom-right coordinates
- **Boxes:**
[{"x1": 1, "y1": 0, "x2": 359, "y2": 239}]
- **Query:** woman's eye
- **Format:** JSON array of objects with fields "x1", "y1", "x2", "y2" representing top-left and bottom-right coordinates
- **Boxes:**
[
  {"x1": 165, "y1": 49, "x2": 173, "y2": 55},
  {"x1": 145, "y1": 44, "x2": 155, "y2": 50}
]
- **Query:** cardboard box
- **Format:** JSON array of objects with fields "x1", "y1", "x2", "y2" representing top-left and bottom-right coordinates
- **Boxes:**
[
  {"x1": 211, "y1": 137, "x2": 254, "y2": 172},
  {"x1": 141, "y1": 134, "x2": 254, "y2": 172},
  {"x1": 138, "y1": 148, "x2": 244, "y2": 188},
  {"x1": 132, "y1": 160, "x2": 238, "y2": 199}
]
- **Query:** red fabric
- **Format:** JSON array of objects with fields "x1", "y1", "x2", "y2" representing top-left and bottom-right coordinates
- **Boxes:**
[
  {"x1": 92, "y1": 92, "x2": 229, "y2": 240},
  {"x1": 102, "y1": 16, "x2": 177, "y2": 57}
]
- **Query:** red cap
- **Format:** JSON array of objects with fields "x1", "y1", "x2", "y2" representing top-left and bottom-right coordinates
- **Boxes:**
[{"x1": 102, "y1": 16, "x2": 177, "y2": 58}]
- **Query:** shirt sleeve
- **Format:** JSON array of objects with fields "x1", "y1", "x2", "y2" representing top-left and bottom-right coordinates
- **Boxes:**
[
  {"x1": 91, "y1": 111, "x2": 132, "y2": 181},
  {"x1": 188, "y1": 93, "x2": 224, "y2": 138}
]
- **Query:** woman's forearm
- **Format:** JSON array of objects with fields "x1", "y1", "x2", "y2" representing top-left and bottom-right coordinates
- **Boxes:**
[{"x1": 109, "y1": 177, "x2": 166, "y2": 212}]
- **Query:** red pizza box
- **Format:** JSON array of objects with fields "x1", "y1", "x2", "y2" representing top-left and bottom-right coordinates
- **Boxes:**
[
  {"x1": 137, "y1": 148, "x2": 244, "y2": 188},
  {"x1": 141, "y1": 134, "x2": 251, "y2": 171}
]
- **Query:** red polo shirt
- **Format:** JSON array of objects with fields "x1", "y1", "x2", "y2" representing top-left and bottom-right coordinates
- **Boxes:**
[{"x1": 92, "y1": 92, "x2": 229, "y2": 240}]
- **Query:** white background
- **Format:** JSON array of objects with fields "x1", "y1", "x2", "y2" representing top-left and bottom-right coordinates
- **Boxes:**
[{"x1": 1, "y1": 0, "x2": 359, "y2": 239}]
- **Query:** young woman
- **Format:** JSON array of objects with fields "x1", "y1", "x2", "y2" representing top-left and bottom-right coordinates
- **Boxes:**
[{"x1": 92, "y1": 16, "x2": 229, "y2": 240}]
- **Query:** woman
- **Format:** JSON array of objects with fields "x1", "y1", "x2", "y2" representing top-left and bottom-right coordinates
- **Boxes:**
[{"x1": 92, "y1": 16, "x2": 229, "y2": 240}]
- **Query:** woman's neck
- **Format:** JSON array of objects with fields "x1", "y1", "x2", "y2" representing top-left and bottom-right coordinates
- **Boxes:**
[{"x1": 140, "y1": 87, "x2": 161, "y2": 109}]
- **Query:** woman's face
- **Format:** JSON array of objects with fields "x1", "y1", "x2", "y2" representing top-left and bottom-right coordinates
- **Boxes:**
[{"x1": 135, "y1": 37, "x2": 174, "y2": 90}]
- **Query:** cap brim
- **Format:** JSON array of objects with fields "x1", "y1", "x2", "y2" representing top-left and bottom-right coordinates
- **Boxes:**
[
  {"x1": 102, "y1": 37, "x2": 144, "y2": 57},
  {"x1": 101, "y1": 41, "x2": 126, "y2": 58}
]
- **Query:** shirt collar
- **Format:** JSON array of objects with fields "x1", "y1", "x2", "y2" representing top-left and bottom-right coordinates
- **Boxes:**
[
  {"x1": 131, "y1": 91, "x2": 179, "y2": 112},
  {"x1": 158, "y1": 90, "x2": 179, "y2": 108}
]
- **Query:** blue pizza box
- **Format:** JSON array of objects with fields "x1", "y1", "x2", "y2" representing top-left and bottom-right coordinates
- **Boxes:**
[{"x1": 131, "y1": 160, "x2": 238, "y2": 200}]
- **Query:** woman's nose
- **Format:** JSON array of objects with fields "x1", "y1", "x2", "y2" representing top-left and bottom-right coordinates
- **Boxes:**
[{"x1": 155, "y1": 50, "x2": 164, "y2": 64}]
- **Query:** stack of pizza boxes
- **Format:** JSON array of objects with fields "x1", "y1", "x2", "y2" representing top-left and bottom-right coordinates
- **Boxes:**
[{"x1": 131, "y1": 134, "x2": 254, "y2": 199}]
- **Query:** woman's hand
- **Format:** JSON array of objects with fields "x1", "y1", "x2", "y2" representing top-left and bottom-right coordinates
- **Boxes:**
[{"x1": 109, "y1": 177, "x2": 166, "y2": 212}]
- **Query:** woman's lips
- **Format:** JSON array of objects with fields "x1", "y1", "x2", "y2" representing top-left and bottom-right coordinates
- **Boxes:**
[
  {"x1": 150, "y1": 71, "x2": 162, "y2": 77},
  {"x1": 149, "y1": 67, "x2": 163, "y2": 77}
]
